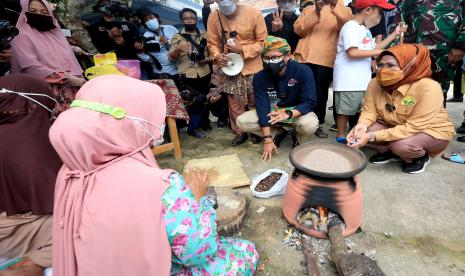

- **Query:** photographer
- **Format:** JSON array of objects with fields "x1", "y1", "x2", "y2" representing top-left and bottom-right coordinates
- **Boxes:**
[
  {"x1": 135, "y1": 7, "x2": 178, "y2": 78},
  {"x1": 0, "y1": 19, "x2": 17, "y2": 76},
  {"x1": 169, "y1": 8, "x2": 211, "y2": 138},
  {"x1": 84, "y1": 0, "x2": 139, "y2": 59}
]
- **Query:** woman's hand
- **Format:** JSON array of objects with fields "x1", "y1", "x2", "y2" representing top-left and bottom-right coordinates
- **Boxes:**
[
  {"x1": 347, "y1": 124, "x2": 368, "y2": 145},
  {"x1": 347, "y1": 131, "x2": 370, "y2": 148},
  {"x1": 186, "y1": 169, "x2": 210, "y2": 202}
]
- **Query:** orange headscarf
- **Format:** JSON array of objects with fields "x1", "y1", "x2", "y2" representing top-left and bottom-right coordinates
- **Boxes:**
[{"x1": 377, "y1": 44, "x2": 432, "y2": 90}]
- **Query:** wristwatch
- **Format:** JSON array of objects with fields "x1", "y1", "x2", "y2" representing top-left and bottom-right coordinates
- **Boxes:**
[{"x1": 285, "y1": 110, "x2": 293, "y2": 119}]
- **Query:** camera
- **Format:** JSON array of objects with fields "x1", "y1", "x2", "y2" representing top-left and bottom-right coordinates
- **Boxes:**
[
  {"x1": 135, "y1": 35, "x2": 161, "y2": 52},
  {"x1": 0, "y1": 19, "x2": 19, "y2": 52},
  {"x1": 99, "y1": 0, "x2": 131, "y2": 18}
]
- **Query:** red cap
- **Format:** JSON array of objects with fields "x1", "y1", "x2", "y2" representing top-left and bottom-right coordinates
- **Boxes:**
[{"x1": 355, "y1": 0, "x2": 396, "y2": 10}]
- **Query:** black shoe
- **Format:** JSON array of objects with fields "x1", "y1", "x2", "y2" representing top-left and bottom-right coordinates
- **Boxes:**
[
  {"x1": 314, "y1": 126, "x2": 328, "y2": 138},
  {"x1": 291, "y1": 130, "x2": 300, "y2": 148},
  {"x1": 329, "y1": 124, "x2": 337, "y2": 132},
  {"x1": 369, "y1": 151, "x2": 401, "y2": 164},
  {"x1": 250, "y1": 133, "x2": 263, "y2": 144},
  {"x1": 217, "y1": 120, "x2": 227, "y2": 128},
  {"x1": 446, "y1": 97, "x2": 463, "y2": 103},
  {"x1": 202, "y1": 125, "x2": 213, "y2": 132},
  {"x1": 232, "y1": 133, "x2": 248, "y2": 146},
  {"x1": 457, "y1": 123, "x2": 465, "y2": 134},
  {"x1": 188, "y1": 129, "x2": 207, "y2": 139},
  {"x1": 401, "y1": 154, "x2": 430, "y2": 174},
  {"x1": 273, "y1": 129, "x2": 288, "y2": 148}
]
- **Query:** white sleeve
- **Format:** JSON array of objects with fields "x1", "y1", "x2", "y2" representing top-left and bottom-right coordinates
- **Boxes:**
[{"x1": 341, "y1": 22, "x2": 362, "y2": 51}]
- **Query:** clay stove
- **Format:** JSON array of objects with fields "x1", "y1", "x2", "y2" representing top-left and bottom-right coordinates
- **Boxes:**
[{"x1": 282, "y1": 142, "x2": 367, "y2": 239}]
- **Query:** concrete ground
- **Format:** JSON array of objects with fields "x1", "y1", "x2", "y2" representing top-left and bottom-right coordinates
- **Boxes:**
[{"x1": 157, "y1": 90, "x2": 465, "y2": 276}]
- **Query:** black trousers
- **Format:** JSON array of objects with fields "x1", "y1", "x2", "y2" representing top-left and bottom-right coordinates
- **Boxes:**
[
  {"x1": 453, "y1": 60, "x2": 463, "y2": 99},
  {"x1": 307, "y1": 63, "x2": 334, "y2": 125},
  {"x1": 184, "y1": 74, "x2": 211, "y2": 131}
]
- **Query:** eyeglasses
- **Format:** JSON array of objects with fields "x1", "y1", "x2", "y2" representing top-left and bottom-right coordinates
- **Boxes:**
[
  {"x1": 385, "y1": 103, "x2": 396, "y2": 112},
  {"x1": 263, "y1": 55, "x2": 284, "y2": 63},
  {"x1": 376, "y1": 62, "x2": 400, "y2": 69}
]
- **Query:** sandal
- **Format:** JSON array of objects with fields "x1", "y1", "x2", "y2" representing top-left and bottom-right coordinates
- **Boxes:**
[
  {"x1": 457, "y1": 136, "x2": 465, "y2": 143},
  {"x1": 336, "y1": 137, "x2": 347, "y2": 144},
  {"x1": 441, "y1": 151, "x2": 465, "y2": 164}
]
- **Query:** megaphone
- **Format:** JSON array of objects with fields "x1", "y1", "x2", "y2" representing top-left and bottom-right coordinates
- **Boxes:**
[{"x1": 221, "y1": 53, "x2": 244, "y2": 76}]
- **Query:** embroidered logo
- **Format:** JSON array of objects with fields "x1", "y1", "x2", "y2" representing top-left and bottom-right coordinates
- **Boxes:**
[
  {"x1": 288, "y1": 79, "x2": 298, "y2": 87},
  {"x1": 401, "y1": 96, "x2": 415, "y2": 106},
  {"x1": 99, "y1": 26, "x2": 106, "y2": 32}
]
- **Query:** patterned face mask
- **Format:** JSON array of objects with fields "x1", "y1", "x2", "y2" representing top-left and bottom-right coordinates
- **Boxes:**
[
  {"x1": 70, "y1": 100, "x2": 165, "y2": 147},
  {"x1": 0, "y1": 88, "x2": 58, "y2": 113}
]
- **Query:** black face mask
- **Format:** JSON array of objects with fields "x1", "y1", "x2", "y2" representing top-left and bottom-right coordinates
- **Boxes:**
[
  {"x1": 264, "y1": 59, "x2": 286, "y2": 75},
  {"x1": 26, "y1": 12, "x2": 56, "y2": 32},
  {"x1": 184, "y1": 23, "x2": 197, "y2": 32}
]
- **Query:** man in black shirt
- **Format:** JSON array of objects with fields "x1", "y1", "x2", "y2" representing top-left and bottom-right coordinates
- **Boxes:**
[{"x1": 264, "y1": 0, "x2": 300, "y2": 52}]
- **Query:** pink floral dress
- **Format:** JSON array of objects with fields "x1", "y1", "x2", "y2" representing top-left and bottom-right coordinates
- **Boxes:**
[{"x1": 162, "y1": 173, "x2": 259, "y2": 275}]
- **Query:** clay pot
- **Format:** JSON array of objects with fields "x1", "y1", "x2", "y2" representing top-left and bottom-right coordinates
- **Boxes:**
[{"x1": 282, "y1": 174, "x2": 363, "y2": 239}]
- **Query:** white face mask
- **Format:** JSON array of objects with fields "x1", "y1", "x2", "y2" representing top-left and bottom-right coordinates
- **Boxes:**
[
  {"x1": 0, "y1": 88, "x2": 57, "y2": 113},
  {"x1": 145, "y1": 18, "x2": 159, "y2": 31},
  {"x1": 279, "y1": 3, "x2": 296, "y2": 12},
  {"x1": 126, "y1": 115, "x2": 165, "y2": 147},
  {"x1": 69, "y1": 100, "x2": 165, "y2": 147},
  {"x1": 219, "y1": 0, "x2": 237, "y2": 16}
]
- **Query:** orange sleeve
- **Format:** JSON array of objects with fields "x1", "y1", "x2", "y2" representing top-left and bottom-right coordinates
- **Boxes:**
[
  {"x1": 207, "y1": 11, "x2": 223, "y2": 61},
  {"x1": 293, "y1": 6, "x2": 319, "y2": 37},
  {"x1": 242, "y1": 10, "x2": 268, "y2": 60}
]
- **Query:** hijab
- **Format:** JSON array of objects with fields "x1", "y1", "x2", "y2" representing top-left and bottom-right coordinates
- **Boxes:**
[
  {"x1": 0, "y1": 74, "x2": 62, "y2": 216},
  {"x1": 10, "y1": 0, "x2": 83, "y2": 78},
  {"x1": 378, "y1": 44, "x2": 432, "y2": 90},
  {"x1": 49, "y1": 75, "x2": 171, "y2": 276}
]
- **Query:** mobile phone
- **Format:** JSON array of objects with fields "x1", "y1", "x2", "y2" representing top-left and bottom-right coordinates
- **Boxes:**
[{"x1": 61, "y1": 29, "x2": 72, "y2": 37}]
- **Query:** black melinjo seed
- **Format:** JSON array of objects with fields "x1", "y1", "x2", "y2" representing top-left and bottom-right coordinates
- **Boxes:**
[{"x1": 255, "y1": 173, "x2": 282, "y2": 192}]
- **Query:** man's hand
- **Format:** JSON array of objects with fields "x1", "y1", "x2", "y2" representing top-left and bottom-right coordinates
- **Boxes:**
[
  {"x1": 159, "y1": 35, "x2": 169, "y2": 45},
  {"x1": 215, "y1": 53, "x2": 229, "y2": 67},
  {"x1": 261, "y1": 140, "x2": 278, "y2": 161},
  {"x1": 271, "y1": 10, "x2": 284, "y2": 32},
  {"x1": 178, "y1": 43, "x2": 191, "y2": 54},
  {"x1": 134, "y1": 41, "x2": 144, "y2": 51},
  {"x1": 267, "y1": 110, "x2": 290, "y2": 125},
  {"x1": 448, "y1": 48, "x2": 465, "y2": 65},
  {"x1": 186, "y1": 168, "x2": 210, "y2": 202},
  {"x1": 0, "y1": 49, "x2": 13, "y2": 63},
  {"x1": 226, "y1": 39, "x2": 243, "y2": 54}
]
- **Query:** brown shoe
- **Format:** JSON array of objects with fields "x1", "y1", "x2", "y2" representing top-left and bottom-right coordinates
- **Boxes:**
[{"x1": 0, "y1": 258, "x2": 44, "y2": 276}]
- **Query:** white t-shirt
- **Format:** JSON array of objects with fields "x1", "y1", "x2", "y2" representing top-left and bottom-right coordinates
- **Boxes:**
[{"x1": 333, "y1": 20, "x2": 376, "y2": 91}]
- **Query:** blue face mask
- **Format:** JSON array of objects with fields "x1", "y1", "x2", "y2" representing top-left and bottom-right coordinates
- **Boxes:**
[{"x1": 145, "y1": 18, "x2": 159, "y2": 31}]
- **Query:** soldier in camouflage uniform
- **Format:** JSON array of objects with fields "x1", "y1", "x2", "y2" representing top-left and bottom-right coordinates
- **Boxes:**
[{"x1": 394, "y1": 0, "x2": 465, "y2": 104}]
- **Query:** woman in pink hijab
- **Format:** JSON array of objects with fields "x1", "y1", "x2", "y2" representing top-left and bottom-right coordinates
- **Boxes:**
[
  {"x1": 49, "y1": 75, "x2": 259, "y2": 276},
  {"x1": 10, "y1": 0, "x2": 85, "y2": 113}
]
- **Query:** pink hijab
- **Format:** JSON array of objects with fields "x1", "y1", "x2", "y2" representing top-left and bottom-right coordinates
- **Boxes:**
[
  {"x1": 50, "y1": 75, "x2": 171, "y2": 276},
  {"x1": 10, "y1": 0, "x2": 82, "y2": 78}
]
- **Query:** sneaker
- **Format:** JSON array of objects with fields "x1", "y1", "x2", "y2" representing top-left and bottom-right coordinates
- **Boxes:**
[
  {"x1": 250, "y1": 133, "x2": 263, "y2": 144},
  {"x1": 457, "y1": 123, "x2": 465, "y2": 134},
  {"x1": 217, "y1": 120, "x2": 228, "y2": 128},
  {"x1": 446, "y1": 97, "x2": 463, "y2": 103},
  {"x1": 329, "y1": 124, "x2": 337, "y2": 132},
  {"x1": 401, "y1": 154, "x2": 430, "y2": 174},
  {"x1": 232, "y1": 133, "x2": 248, "y2": 146},
  {"x1": 188, "y1": 129, "x2": 207, "y2": 139},
  {"x1": 314, "y1": 126, "x2": 328, "y2": 138},
  {"x1": 369, "y1": 151, "x2": 401, "y2": 164}
]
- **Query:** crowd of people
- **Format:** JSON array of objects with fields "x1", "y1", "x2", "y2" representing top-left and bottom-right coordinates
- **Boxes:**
[{"x1": 0, "y1": 0, "x2": 465, "y2": 275}]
